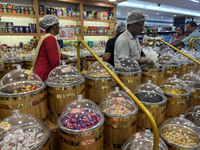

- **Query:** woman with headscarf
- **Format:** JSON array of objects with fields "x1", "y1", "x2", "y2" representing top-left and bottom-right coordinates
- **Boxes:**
[{"x1": 32, "y1": 15, "x2": 75, "y2": 81}]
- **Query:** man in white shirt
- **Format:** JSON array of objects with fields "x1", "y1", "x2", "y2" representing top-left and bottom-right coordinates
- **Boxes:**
[{"x1": 114, "y1": 10, "x2": 153, "y2": 65}]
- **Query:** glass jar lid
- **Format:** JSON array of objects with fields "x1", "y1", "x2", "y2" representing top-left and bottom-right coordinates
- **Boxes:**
[
  {"x1": 180, "y1": 71, "x2": 200, "y2": 89},
  {"x1": 121, "y1": 130, "x2": 168, "y2": 150},
  {"x1": 98, "y1": 87, "x2": 138, "y2": 118},
  {"x1": 85, "y1": 61, "x2": 117, "y2": 80},
  {"x1": 159, "y1": 115, "x2": 200, "y2": 149},
  {"x1": 134, "y1": 80, "x2": 167, "y2": 105},
  {"x1": 159, "y1": 75, "x2": 191, "y2": 96},
  {"x1": 176, "y1": 51, "x2": 196, "y2": 64},
  {"x1": 160, "y1": 48, "x2": 175, "y2": 55},
  {"x1": 114, "y1": 58, "x2": 142, "y2": 74},
  {"x1": 140, "y1": 64, "x2": 165, "y2": 71},
  {"x1": 184, "y1": 106, "x2": 200, "y2": 129},
  {"x1": 0, "y1": 65, "x2": 45, "y2": 97},
  {"x1": 46, "y1": 64, "x2": 85, "y2": 87},
  {"x1": 158, "y1": 52, "x2": 181, "y2": 66},
  {"x1": 25, "y1": 51, "x2": 35, "y2": 61},
  {"x1": 0, "y1": 110, "x2": 50, "y2": 150},
  {"x1": 2, "y1": 52, "x2": 23, "y2": 63},
  {"x1": 58, "y1": 95, "x2": 104, "y2": 134}
]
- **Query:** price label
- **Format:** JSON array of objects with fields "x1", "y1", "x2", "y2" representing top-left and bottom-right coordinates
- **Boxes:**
[
  {"x1": 105, "y1": 62, "x2": 109, "y2": 66},
  {"x1": 0, "y1": 122, "x2": 11, "y2": 130},
  {"x1": 71, "y1": 109, "x2": 83, "y2": 113},
  {"x1": 24, "y1": 70, "x2": 32, "y2": 74},
  {"x1": 115, "y1": 97, "x2": 125, "y2": 102},
  {"x1": 135, "y1": 133, "x2": 140, "y2": 140},
  {"x1": 61, "y1": 67, "x2": 72, "y2": 73}
]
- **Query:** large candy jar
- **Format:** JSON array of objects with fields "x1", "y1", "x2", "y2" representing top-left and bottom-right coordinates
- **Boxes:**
[
  {"x1": 57, "y1": 95, "x2": 104, "y2": 150},
  {"x1": 0, "y1": 65, "x2": 48, "y2": 124},
  {"x1": 85, "y1": 61, "x2": 117, "y2": 104},
  {"x1": 134, "y1": 80, "x2": 167, "y2": 130},
  {"x1": 99, "y1": 87, "x2": 138, "y2": 150},
  {"x1": 184, "y1": 106, "x2": 200, "y2": 129},
  {"x1": 0, "y1": 110, "x2": 50, "y2": 150},
  {"x1": 159, "y1": 115, "x2": 200, "y2": 150},
  {"x1": 115, "y1": 58, "x2": 142, "y2": 92},
  {"x1": 46, "y1": 64, "x2": 85, "y2": 124},
  {"x1": 121, "y1": 130, "x2": 168, "y2": 150}
]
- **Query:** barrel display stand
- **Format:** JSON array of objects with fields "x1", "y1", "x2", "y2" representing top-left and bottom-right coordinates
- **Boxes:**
[
  {"x1": 85, "y1": 78, "x2": 116, "y2": 104},
  {"x1": 0, "y1": 89, "x2": 49, "y2": 125},
  {"x1": 48, "y1": 122, "x2": 60, "y2": 150},
  {"x1": 81, "y1": 58, "x2": 88, "y2": 70},
  {"x1": 163, "y1": 65, "x2": 180, "y2": 79},
  {"x1": 104, "y1": 115, "x2": 137, "y2": 150},
  {"x1": 118, "y1": 73, "x2": 141, "y2": 92},
  {"x1": 25, "y1": 61, "x2": 33, "y2": 70},
  {"x1": 142, "y1": 68, "x2": 165, "y2": 86},
  {"x1": 47, "y1": 82, "x2": 85, "y2": 124},
  {"x1": 59, "y1": 126, "x2": 104, "y2": 150},
  {"x1": 189, "y1": 88, "x2": 200, "y2": 107},
  {"x1": 41, "y1": 139, "x2": 50, "y2": 150},
  {"x1": 180, "y1": 63, "x2": 196, "y2": 77},
  {"x1": 3, "y1": 62, "x2": 24, "y2": 76}
]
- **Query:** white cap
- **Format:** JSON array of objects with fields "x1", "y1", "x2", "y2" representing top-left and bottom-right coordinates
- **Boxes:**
[
  {"x1": 126, "y1": 10, "x2": 146, "y2": 25},
  {"x1": 115, "y1": 22, "x2": 126, "y2": 35},
  {"x1": 39, "y1": 15, "x2": 59, "y2": 30}
]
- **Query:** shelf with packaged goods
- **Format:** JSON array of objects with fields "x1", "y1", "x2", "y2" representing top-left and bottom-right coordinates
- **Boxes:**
[
  {"x1": 83, "y1": 19, "x2": 114, "y2": 23},
  {"x1": 39, "y1": 15, "x2": 81, "y2": 21},
  {"x1": 84, "y1": 34, "x2": 115, "y2": 36},
  {"x1": 0, "y1": 33, "x2": 37, "y2": 36},
  {"x1": 0, "y1": 13, "x2": 36, "y2": 19},
  {"x1": 40, "y1": 33, "x2": 82, "y2": 36}
]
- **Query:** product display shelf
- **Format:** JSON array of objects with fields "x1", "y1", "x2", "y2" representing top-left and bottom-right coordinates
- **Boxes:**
[
  {"x1": 84, "y1": 34, "x2": 115, "y2": 36},
  {"x1": 0, "y1": 13, "x2": 36, "y2": 19},
  {"x1": 40, "y1": 33, "x2": 82, "y2": 36},
  {"x1": 83, "y1": 19, "x2": 114, "y2": 23},
  {"x1": 39, "y1": 15, "x2": 81, "y2": 21},
  {"x1": 0, "y1": 33, "x2": 38, "y2": 36}
]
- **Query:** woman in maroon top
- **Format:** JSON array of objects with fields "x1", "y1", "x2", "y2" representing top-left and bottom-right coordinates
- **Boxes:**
[
  {"x1": 33, "y1": 15, "x2": 74, "y2": 81},
  {"x1": 169, "y1": 26, "x2": 185, "y2": 45}
]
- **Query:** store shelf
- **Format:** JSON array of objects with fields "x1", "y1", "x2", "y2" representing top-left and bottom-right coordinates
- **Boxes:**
[
  {"x1": 1, "y1": 13, "x2": 36, "y2": 19},
  {"x1": 40, "y1": 33, "x2": 82, "y2": 36},
  {"x1": 83, "y1": 19, "x2": 114, "y2": 23},
  {"x1": 84, "y1": 34, "x2": 115, "y2": 36},
  {"x1": 39, "y1": 15, "x2": 81, "y2": 21},
  {"x1": 0, "y1": 33, "x2": 37, "y2": 36}
]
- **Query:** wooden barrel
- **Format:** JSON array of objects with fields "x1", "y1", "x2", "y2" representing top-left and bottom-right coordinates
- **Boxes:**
[
  {"x1": 161, "y1": 86, "x2": 190, "y2": 118},
  {"x1": 142, "y1": 67, "x2": 165, "y2": 86},
  {"x1": 163, "y1": 65, "x2": 181, "y2": 79},
  {"x1": 0, "y1": 88, "x2": 49, "y2": 125},
  {"x1": 104, "y1": 115, "x2": 137, "y2": 150},
  {"x1": 180, "y1": 63, "x2": 196, "y2": 77},
  {"x1": 2, "y1": 62, "x2": 24, "y2": 76},
  {"x1": 81, "y1": 58, "x2": 88, "y2": 70},
  {"x1": 189, "y1": 88, "x2": 200, "y2": 107},
  {"x1": 41, "y1": 139, "x2": 50, "y2": 150},
  {"x1": 134, "y1": 92, "x2": 167, "y2": 131},
  {"x1": 47, "y1": 82, "x2": 85, "y2": 124},
  {"x1": 25, "y1": 61, "x2": 33, "y2": 70},
  {"x1": 85, "y1": 77, "x2": 116, "y2": 104},
  {"x1": 48, "y1": 122, "x2": 60, "y2": 150},
  {"x1": 59, "y1": 126, "x2": 104, "y2": 150},
  {"x1": 118, "y1": 72, "x2": 142, "y2": 92},
  {"x1": 87, "y1": 56, "x2": 98, "y2": 66}
]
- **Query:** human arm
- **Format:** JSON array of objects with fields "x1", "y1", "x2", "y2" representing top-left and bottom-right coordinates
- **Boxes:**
[
  {"x1": 103, "y1": 38, "x2": 114, "y2": 61},
  {"x1": 102, "y1": 53, "x2": 111, "y2": 61},
  {"x1": 172, "y1": 41, "x2": 185, "y2": 48}
]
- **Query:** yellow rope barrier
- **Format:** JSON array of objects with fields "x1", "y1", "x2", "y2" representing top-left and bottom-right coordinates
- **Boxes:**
[
  {"x1": 145, "y1": 37, "x2": 160, "y2": 47},
  {"x1": 191, "y1": 38, "x2": 200, "y2": 51},
  {"x1": 188, "y1": 38, "x2": 195, "y2": 51},
  {"x1": 152, "y1": 39, "x2": 200, "y2": 65},
  {"x1": 77, "y1": 40, "x2": 159, "y2": 150}
]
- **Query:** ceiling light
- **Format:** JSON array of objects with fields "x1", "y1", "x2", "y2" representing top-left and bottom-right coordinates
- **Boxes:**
[
  {"x1": 156, "y1": 13, "x2": 159, "y2": 15},
  {"x1": 127, "y1": 12, "x2": 130, "y2": 15},
  {"x1": 174, "y1": 15, "x2": 176, "y2": 16},
  {"x1": 161, "y1": 16, "x2": 163, "y2": 19},
  {"x1": 190, "y1": 0, "x2": 199, "y2": 3},
  {"x1": 109, "y1": 0, "x2": 116, "y2": 1}
]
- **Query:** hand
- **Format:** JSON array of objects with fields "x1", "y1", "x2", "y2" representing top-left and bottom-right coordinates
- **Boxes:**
[{"x1": 0, "y1": 63, "x2": 4, "y2": 71}]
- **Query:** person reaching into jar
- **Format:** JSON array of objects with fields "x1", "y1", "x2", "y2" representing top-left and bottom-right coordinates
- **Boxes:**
[{"x1": 32, "y1": 15, "x2": 76, "y2": 81}]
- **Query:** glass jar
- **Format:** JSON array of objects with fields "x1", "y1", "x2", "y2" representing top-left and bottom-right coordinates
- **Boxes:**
[
  {"x1": 0, "y1": 110, "x2": 50, "y2": 149},
  {"x1": 122, "y1": 130, "x2": 168, "y2": 150},
  {"x1": 159, "y1": 115, "x2": 200, "y2": 149},
  {"x1": 184, "y1": 106, "x2": 200, "y2": 129}
]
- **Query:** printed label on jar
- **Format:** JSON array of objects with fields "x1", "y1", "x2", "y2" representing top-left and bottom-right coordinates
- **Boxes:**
[
  {"x1": 135, "y1": 133, "x2": 140, "y2": 140},
  {"x1": 24, "y1": 70, "x2": 32, "y2": 74},
  {"x1": 0, "y1": 122, "x2": 11, "y2": 130},
  {"x1": 61, "y1": 67, "x2": 72, "y2": 73},
  {"x1": 71, "y1": 109, "x2": 83, "y2": 113},
  {"x1": 115, "y1": 97, "x2": 125, "y2": 102}
]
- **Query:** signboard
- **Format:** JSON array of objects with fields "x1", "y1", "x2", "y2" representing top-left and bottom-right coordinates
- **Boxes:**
[{"x1": 57, "y1": 27, "x2": 75, "y2": 40}]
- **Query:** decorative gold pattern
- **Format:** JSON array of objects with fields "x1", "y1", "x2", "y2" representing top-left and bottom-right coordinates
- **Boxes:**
[
  {"x1": 48, "y1": 83, "x2": 84, "y2": 91},
  {"x1": 165, "y1": 66, "x2": 180, "y2": 69},
  {"x1": 143, "y1": 74, "x2": 164, "y2": 78},
  {"x1": 50, "y1": 89, "x2": 85, "y2": 99},
  {"x1": 180, "y1": 68, "x2": 196, "y2": 71},
  {"x1": 139, "y1": 109, "x2": 165, "y2": 115},
  {"x1": 144, "y1": 104, "x2": 165, "y2": 108},
  {"x1": 190, "y1": 89, "x2": 200, "y2": 93},
  {"x1": 144, "y1": 70, "x2": 164, "y2": 73},
  {"x1": 168, "y1": 100, "x2": 189, "y2": 105},
  {"x1": 165, "y1": 71, "x2": 180, "y2": 74},
  {"x1": 104, "y1": 121, "x2": 136, "y2": 129},
  {"x1": 86, "y1": 84, "x2": 116, "y2": 90},
  {"x1": 190, "y1": 95, "x2": 200, "y2": 98},
  {"x1": 181, "y1": 63, "x2": 196, "y2": 66},
  {"x1": 118, "y1": 73, "x2": 141, "y2": 77},
  {"x1": 0, "y1": 96, "x2": 46, "y2": 110},
  {"x1": 105, "y1": 115, "x2": 136, "y2": 122},
  {"x1": 121, "y1": 78, "x2": 141, "y2": 83},
  {"x1": 94, "y1": 79, "x2": 115, "y2": 83}
]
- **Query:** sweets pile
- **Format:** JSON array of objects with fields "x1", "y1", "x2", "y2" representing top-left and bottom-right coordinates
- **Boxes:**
[
  {"x1": 0, "y1": 127, "x2": 44, "y2": 150},
  {"x1": 89, "y1": 72, "x2": 111, "y2": 77},
  {"x1": 163, "y1": 131, "x2": 197, "y2": 147},
  {"x1": 161, "y1": 87, "x2": 186, "y2": 95},
  {"x1": 104, "y1": 104, "x2": 132, "y2": 115},
  {"x1": 61, "y1": 110, "x2": 101, "y2": 130}
]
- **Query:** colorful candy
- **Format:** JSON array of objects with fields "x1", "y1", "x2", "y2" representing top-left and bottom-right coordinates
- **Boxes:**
[
  {"x1": 61, "y1": 109, "x2": 101, "y2": 130},
  {"x1": 104, "y1": 104, "x2": 132, "y2": 115}
]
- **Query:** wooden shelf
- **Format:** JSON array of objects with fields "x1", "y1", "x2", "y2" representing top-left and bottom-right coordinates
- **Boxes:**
[
  {"x1": 84, "y1": 34, "x2": 115, "y2": 36},
  {"x1": 0, "y1": 33, "x2": 37, "y2": 36},
  {"x1": 39, "y1": 15, "x2": 81, "y2": 21},
  {"x1": 83, "y1": 19, "x2": 114, "y2": 23},
  {"x1": 1, "y1": 13, "x2": 36, "y2": 18}
]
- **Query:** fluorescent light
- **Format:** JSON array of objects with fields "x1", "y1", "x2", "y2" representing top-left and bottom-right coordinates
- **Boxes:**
[
  {"x1": 156, "y1": 13, "x2": 159, "y2": 15},
  {"x1": 174, "y1": 15, "x2": 176, "y2": 16},
  {"x1": 146, "y1": 6, "x2": 160, "y2": 10},
  {"x1": 109, "y1": 0, "x2": 116, "y2": 1},
  {"x1": 190, "y1": 0, "x2": 199, "y2": 3}
]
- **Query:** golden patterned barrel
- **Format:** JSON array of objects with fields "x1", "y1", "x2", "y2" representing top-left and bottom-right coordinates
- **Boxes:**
[
  {"x1": 25, "y1": 61, "x2": 33, "y2": 70},
  {"x1": 0, "y1": 88, "x2": 49, "y2": 125},
  {"x1": 59, "y1": 126, "x2": 104, "y2": 150},
  {"x1": 118, "y1": 72, "x2": 142, "y2": 92},
  {"x1": 81, "y1": 58, "x2": 88, "y2": 70},
  {"x1": 85, "y1": 77, "x2": 116, "y2": 104},
  {"x1": 163, "y1": 65, "x2": 181, "y2": 79},
  {"x1": 134, "y1": 92, "x2": 167, "y2": 131},
  {"x1": 47, "y1": 82, "x2": 85, "y2": 124},
  {"x1": 180, "y1": 63, "x2": 196, "y2": 77},
  {"x1": 48, "y1": 123, "x2": 60, "y2": 150},
  {"x1": 87, "y1": 56, "x2": 98, "y2": 65},
  {"x1": 188, "y1": 88, "x2": 200, "y2": 108},
  {"x1": 142, "y1": 67, "x2": 165, "y2": 86},
  {"x1": 2, "y1": 62, "x2": 24, "y2": 76},
  {"x1": 104, "y1": 115, "x2": 137, "y2": 150}
]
